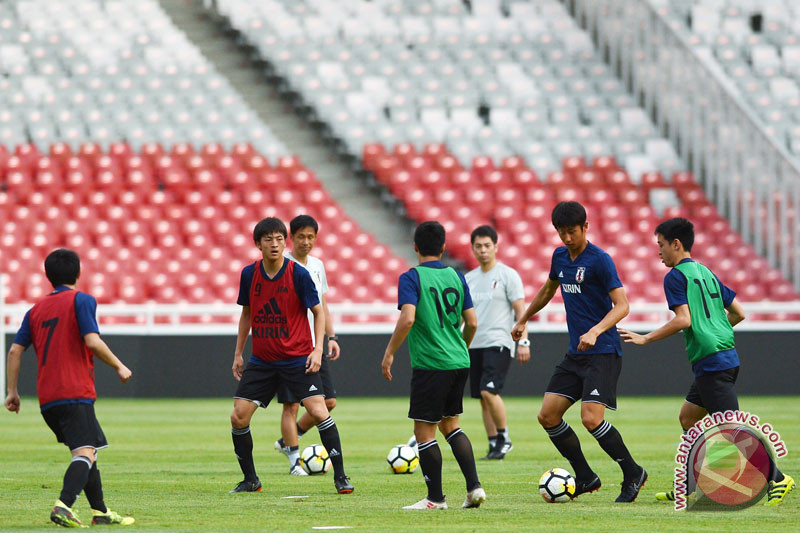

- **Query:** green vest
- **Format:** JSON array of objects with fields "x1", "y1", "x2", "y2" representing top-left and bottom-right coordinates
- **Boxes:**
[
  {"x1": 674, "y1": 261, "x2": 736, "y2": 364},
  {"x1": 407, "y1": 265, "x2": 470, "y2": 370}
]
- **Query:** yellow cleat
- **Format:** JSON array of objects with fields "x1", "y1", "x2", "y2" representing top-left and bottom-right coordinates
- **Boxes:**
[
  {"x1": 764, "y1": 474, "x2": 795, "y2": 507},
  {"x1": 655, "y1": 489, "x2": 675, "y2": 502},
  {"x1": 50, "y1": 500, "x2": 86, "y2": 528},
  {"x1": 91, "y1": 508, "x2": 135, "y2": 526}
]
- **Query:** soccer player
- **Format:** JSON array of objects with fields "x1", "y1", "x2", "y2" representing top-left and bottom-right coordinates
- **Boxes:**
[
  {"x1": 619, "y1": 217, "x2": 794, "y2": 505},
  {"x1": 229, "y1": 217, "x2": 353, "y2": 494},
  {"x1": 465, "y1": 225, "x2": 530, "y2": 460},
  {"x1": 381, "y1": 221, "x2": 486, "y2": 510},
  {"x1": 273, "y1": 215, "x2": 341, "y2": 475},
  {"x1": 511, "y1": 201, "x2": 647, "y2": 503},
  {"x1": 4, "y1": 249, "x2": 135, "y2": 528}
]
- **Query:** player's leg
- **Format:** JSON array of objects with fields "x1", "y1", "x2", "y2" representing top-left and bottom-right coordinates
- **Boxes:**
[
  {"x1": 581, "y1": 354, "x2": 646, "y2": 503},
  {"x1": 278, "y1": 402, "x2": 306, "y2": 475},
  {"x1": 230, "y1": 364, "x2": 275, "y2": 492},
  {"x1": 469, "y1": 349, "x2": 496, "y2": 456},
  {"x1": 296, "y1": 357, "x2": 338, "y2": 435},
  {"x1": 84, "y1": 450, "x2": 135, "y2": 526},
  {"x1": 480, "y1": 347, "x2": 513, "y2": 459},
  {"x1": 538, "y1": 355, "x2": 598, "y2": 494}
]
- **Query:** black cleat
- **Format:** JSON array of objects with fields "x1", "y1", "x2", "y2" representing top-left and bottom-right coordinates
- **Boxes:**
[
  {"x1": 483, "y1": 437, "x2": 513, "y2": 460},
  {"x1": 572, "y1": 475, "x2": 602, "y2": 498},
  {"x1": 229, "y1": 478, "x2": 262, "y2": 493},
  {"x1": 616, "y1": 468, "x2": 647, "y2": 503},
  {"x1": 334, "y1": 476, "x2": 354, "y2": 494}
]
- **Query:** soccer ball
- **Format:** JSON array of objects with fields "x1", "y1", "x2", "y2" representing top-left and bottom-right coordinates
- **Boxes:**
[
  {"x1": 539, "y1": 468, "x2": 576, "y2": 503},
  {"x1": 386, "y1": 444, "x2": 419, "y2": 474},
  {"x1": 301, "y1": 444, "x2": 331, "y2": 475}
]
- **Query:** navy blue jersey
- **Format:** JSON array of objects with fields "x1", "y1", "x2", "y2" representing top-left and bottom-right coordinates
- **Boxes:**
[
  {"x1": 548, "y1": 242, "x2": 623, "y2": 355},
  {"x1": 14, "y1": 286, "x2": 99, "y2": 348},
  {"x1": 397, "y1": 260, "x2": 474, "y2": 312},
  {"x1": 664, "y1": 258, "x2": 739, "y2": 376}
]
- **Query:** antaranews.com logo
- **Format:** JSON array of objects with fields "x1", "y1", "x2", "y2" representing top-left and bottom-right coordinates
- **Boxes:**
[{"x1": 674, "y1": 410, "x2": 787, "y2": 511}]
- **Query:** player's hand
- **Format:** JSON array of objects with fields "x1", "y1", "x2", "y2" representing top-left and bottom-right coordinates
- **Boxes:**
[
  {"x1": 511, "y1": 322, "x2": 526, "y2": 341},
  {"x1": 5, "y1": 392, "x2": 20, "y2": 413},
  {"x1": 306, "y1": 348, "x2": 322, "y2": 374},
  {"x1": 381, "y1": 352, "x2": 394, "y2": 381},
  {"x1": 116, "y1": 364, "x2": 132, "y2": 383},
  {"x1": 517, "y1": 345, "x2": 531, "y2": 364},
  {"x1": 618, "y1": 329, "x2": 647, "y2": 345},
  {"x1": 327, "y1": 339, "x2": 341, "y2": 361},
  {"x1": 232, "y1": 354, "x2": 244, "y2": 381},
  {"x1": 577, "y1": 330, "x2": 598, "y2": 351}
]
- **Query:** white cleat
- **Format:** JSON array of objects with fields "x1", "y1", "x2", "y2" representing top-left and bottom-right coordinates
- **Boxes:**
[
  {"x1": 462, "y1": 486, "x2": 486, "y2": 509},
  {"x1": 403, "y1": 497, "x2": 447, "y2": 510},
  {"x1": 274, "y1": 439, "x2": 290, "y2": 457},
  {"x1": 290, "y1": 460, "x2": 308, "y2": 476}
]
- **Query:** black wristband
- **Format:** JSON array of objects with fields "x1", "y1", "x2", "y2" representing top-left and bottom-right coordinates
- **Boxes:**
[{"x1": 328, "y1": 336, "x2": 339, "y2": 342}]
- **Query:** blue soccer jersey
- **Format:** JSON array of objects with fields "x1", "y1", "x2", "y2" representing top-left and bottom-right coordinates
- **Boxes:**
[
  {"x1": 548, "y1": 242, "x2": 623, "y2": 355},
  {"x1": 663, "y1": 258, "x2": 739, "y2": 376}
]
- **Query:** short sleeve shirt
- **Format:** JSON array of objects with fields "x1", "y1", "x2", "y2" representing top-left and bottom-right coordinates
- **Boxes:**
[
  {"x1": 465, "y1": 262, "x2": 525, "y2": 353},
  {"x1": 398, "y1": 261, "x2": 474, "y2": 311},
  {"x1": 548, "y1": 242, "x2": 623, "y2": 355}
]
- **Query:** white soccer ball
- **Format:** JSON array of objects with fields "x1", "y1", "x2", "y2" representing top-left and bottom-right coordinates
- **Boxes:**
[
  {"x1": 387, "y1": 444, "x2": 419, "y2": 474},
  {"x1": 539, "y1": 468, "x2": 576, "y2": 503},
  {"x1": 301, "y1": 444, "x2": 331, "y2": 475}
]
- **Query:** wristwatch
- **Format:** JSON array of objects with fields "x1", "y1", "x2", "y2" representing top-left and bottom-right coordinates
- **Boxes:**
[{"x1": 518, "y1": 339, "x2": 531, "y2": 347}]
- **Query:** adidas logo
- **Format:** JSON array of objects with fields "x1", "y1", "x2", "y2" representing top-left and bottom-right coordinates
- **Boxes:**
[
  {"x1": 486, "y1": 381, "x2": 495, "y2": 388},
  {"x1": 309, "y1": 385, "x2": 318, "y2": 392},
  {"x1": 558, "y1": 271, "x2": 564, "y2": 278},
  {"x1": 590, "y1": 389, "x2": 600, "y2": 396},
  {"x1": 329, "y1": 448, "x2": 340, "y2": 457},
  {"x1": 424, "y1": 475, "x2": 431, "y2": 482}
]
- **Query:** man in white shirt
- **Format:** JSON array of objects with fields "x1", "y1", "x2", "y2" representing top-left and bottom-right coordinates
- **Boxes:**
[
  {"x1": 274, "y1": 215, "x2": 341, "y2": 474},
  {"x1": 465, "y1": 225, "x2": 530, "y2": 459}
]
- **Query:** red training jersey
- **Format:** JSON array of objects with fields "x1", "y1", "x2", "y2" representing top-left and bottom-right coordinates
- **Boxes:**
[
  {"x1": 28, "y1": 290, "x2": 96, "y2": 406},
  {"x1": 249, "y1": 259, "x2": 313, "y2": 362}
]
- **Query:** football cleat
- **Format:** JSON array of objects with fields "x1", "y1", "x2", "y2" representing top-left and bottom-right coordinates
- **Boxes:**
[
  {"x1": 615, "y1": 468, "x2": 648, "y2": 503},
  {"x1": 573, "y1": 474, "x2": 602, "y2": 498},
  {"x1": 229, "y1": 478, "x2": 262, "y2": 493},
  {"x1": 274, "y1": 438, "x2": 290, "y2": 457},
  {"x1": 403, "y1": 497, "x2": 448, "y2": 510},
  {"x1": 462, "y1": 486, "x2": 486, "y2": 509},
  {"x1": 91, "y1": 508, "x2": 135, "y2": 526},
  {"x1": 764, "y1": 474, "x2": 795, "y2": 506},
  {"x1": 334, "y1": 476, "x2": 354, "y2": 494},
  {"x1": 50, "y1": 500, "x2": 85, "y2": 528},
  {"x1": 655, "y1": 489, "x2": 675, "y2": 502},
  {"x1": 290, "y1": 459, "x2": 308, "y2": 476}
]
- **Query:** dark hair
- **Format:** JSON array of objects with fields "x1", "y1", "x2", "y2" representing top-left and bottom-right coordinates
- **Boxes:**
[
  {"x1": 655, "y1": 217, "x2": 694, "y2": 252},
  {"x1": 470, "y1": 225, "x2": 498, "y2": 244},
  {"x1": 290, "y1": 214, "x2": 319, "y2": 236},
  {"x1": 414, "y1": 221, "x2": 446, "y2": 256},
  {"x1": 551, "y1": 201, "x2": 587, "y2": 229},
  {"x1": 253, "y1": 217, "x2": 287, "y2": 243},
  {"x1": 44, "y1": 248, "x2": 80, "y2": 287}
]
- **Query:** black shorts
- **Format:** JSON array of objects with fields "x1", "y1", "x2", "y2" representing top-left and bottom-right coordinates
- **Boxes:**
[
  {"x1": 546, "y1": 353, "x2": 622, "y2": 410},
  {"x1": 685, "y1": 366, "x2": 739, "y2": 413},
  {"x1": 408, "y1": 368, "x2": 469, "y2": 423},
  {"x1": 469, "y1": 346, "x2": 512, "y2": 399},
  {"x1": 234, "y1": 362, "x2": 325, "y2": 408},
  {"x1": 42, "y1": 402, "x2": 108, "y2": 451},
  {"x1": 277, "y1": 356, "x2": 336, "y2": 404}
]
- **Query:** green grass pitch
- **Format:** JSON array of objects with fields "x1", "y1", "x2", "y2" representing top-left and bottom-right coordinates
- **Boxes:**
[{"x1": 1, "y1": 396, "x2": 797, "y2": 531}]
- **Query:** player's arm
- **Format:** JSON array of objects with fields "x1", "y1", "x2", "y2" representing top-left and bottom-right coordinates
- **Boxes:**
[
  {"x1": 725, "y1": 298, "x2": 745, "y2": 327},
  {"x1": 511, "y1": 278, "x2": 559, "y2": 341},
  {"x1": 4, "y1": 343, "x2": 25, "y2": 413},
  {"x1": 306, "y1": 303, "x2": 325, "y2": 373},
  {"x1": 619, "y1": 304, "x2": 691, "y2": 345},
  {"x1": 382, "y1": 303, "x2": 416, "y2": 381},
  {"x1": 511, "y1": 298, "x2": 531, "y2": 363},
  {"x1": 84, "y1": 333, "x2": 132, "y2": 383},
  {"x1": 577, "y1": 286, "x2": 630, "y2": 351},
  {"x1": 321, "y1": 293, "x2": 340, "y2": 360},
  {"x1": 461, "y1": 307, "x2": 477, "y2": 348},
  {"x1": 232, "y1": 305, "x2": 251, "y2": 381}
]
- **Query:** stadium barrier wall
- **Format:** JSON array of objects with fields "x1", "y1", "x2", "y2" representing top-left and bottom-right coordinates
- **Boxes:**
[{"x1": 6, "y1": 331, "x2": 799, "y2": 398}]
